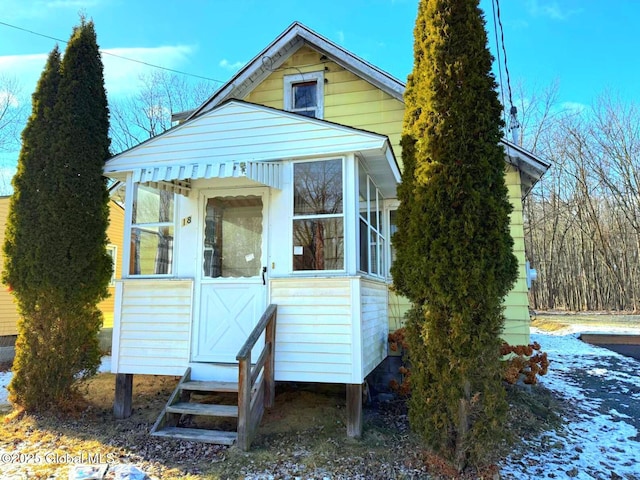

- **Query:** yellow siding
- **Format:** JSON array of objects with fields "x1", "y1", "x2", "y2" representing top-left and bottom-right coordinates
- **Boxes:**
[
  {"x1": 98, "y1": 201, "x2": 125, "y2": 328},
  {"x1": 0, "y1": 197, "x2": 124, "y2": 335},
  {"x1": 0, "y1": 197, "x2": 19, "y2": 336},
  {"x1": 244, "y1": 45, "x2": 405, "y2": 167},
  {"x1": 246, "y1": 44, "x2": 531, "y2": 345},
  {"x1": 385, "y1": 168, "x2": 531, "y2": 346},
  {"x1": 502, "y1": 166, "x2": 531, "y2": 346}
]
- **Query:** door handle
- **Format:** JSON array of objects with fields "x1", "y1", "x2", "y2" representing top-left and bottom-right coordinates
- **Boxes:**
[{"x1": 262, "y1": 266, "x2": 267, "y2": 285}]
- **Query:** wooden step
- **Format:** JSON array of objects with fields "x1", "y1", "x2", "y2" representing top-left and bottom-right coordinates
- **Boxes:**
[
  {"x1": 180, "y1": 380, "x2": 239, "y2": 393},
  {"x1": 166, "y1": 402, "x2": 239, "y2": 417},
  {"x1": 151, "y1": 427, "x2": 237, "y2": 445}
]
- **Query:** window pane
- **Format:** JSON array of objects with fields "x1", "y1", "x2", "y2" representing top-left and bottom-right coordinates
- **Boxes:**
[
  {"x1": 203, "y1": 196, "x2": 262, "y2": 278},
  {"x1": 293, "y1": 160, "x2": 343, "y2": 216},
  {"x1": 131, "y1": 226, "x2": 174, "y2": 275},
  {"x1": 293, "y1": 218, "x2": 344, "y2": 271},
  {"x1": 133, "y1": 185, "x2": 174, "y2": 224},
  {"x1": 359, "y1": 165, "x2": 368, "y2": 221},
  {"x1": 293, "y1": 82, "x2": 317, "y2": 109},
  {"x1": 370, "y1": 230, "x2": 379, "y2": 275},
  {"x1": 368, "y1": 178, "x2": 378, "y2": 230},
  {"x1": 359, "y1": 218, "x2": 368, "y2": 272}
]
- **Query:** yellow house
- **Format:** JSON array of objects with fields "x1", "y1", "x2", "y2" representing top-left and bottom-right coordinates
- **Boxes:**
[
  {"x1": 103, "y1": 22, "x2": 549, "y2": 448},
  {"x1": 0, "y1": 195, "x2": 125, "y2": 342}
]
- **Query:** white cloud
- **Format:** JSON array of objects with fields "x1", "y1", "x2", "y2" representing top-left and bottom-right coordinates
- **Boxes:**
[
  {"x1": 560, "y1": 101, "x2": 588, "y2": 114},
  {"x1": 526, "y1": 0, "x2": 582, "y2": 20},
  {"x1": 0, "y1": 53, "x2": 49, "y2": 94},
  {"x1": 218, "y1": 59, "x2": 244, "y2": 72},
  {"x1": 0, "y1": 45, "x2": 196, "y2": 99},
  {"x1": 0, "y1": 91, "x2": 20, "y2": 108},
  {"x1": 336, "y1": 30, "x2": 345, "y2": 44}
]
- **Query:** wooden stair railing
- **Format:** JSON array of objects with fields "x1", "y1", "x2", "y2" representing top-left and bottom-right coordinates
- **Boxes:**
[{"x1": 236, "y1": 303, "x2": 277, "y2": 451}]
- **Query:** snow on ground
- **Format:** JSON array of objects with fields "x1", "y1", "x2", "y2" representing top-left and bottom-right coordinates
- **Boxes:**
[
  {"x1": 1, "y1": 335, "x2": 639, "y2": 479},
  {"x1": 501, "y1": 326, "x2": 640, "y2": 480},
  {"x1": 0, "y1": 369, "x2": 9, "y2": 406}
]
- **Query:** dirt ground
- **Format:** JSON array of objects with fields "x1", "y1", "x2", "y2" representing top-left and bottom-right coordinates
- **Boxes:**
[{"x1": 0, "y1": 370, "x2": 561, "y2": 480}]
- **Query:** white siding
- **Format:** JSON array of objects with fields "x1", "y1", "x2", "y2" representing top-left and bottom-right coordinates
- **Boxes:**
[
  {"x1": 112, "y1": 279, "x2": 193, "y2": 376},
  {"x1": 270, "y1": 277, "x2": 356, "y2": 383},
  {"x1": 105, "y1": 102, "x2": 387, "y2": 173},
  {"x1": 360, "y1": 279, "x2": 389, "y2": 377}
]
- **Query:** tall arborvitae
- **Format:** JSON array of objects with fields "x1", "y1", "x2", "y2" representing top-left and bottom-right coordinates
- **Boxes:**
[
  {"x1": 3, "y1": 18, "x2": 111, "y2": 411},
  {"x1": 4, "y1": 47, "x2": 63, "y2": 409},
  {"x1": 391, "y1": 0, "x2": 518, "y2": 471}
]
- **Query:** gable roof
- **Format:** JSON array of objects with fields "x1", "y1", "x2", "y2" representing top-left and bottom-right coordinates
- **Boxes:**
[
  {"x1": 105, "y1": 99, "x2": 400, "y2": 196},
  {"x1": 188, "y1": 22, "x2": 404, "y2": 120},
  {"x1": 184, "y1": 22, "x2": 549, "y2": 196}
]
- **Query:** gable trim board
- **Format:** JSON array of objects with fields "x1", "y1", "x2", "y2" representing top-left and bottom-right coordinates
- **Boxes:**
[{"x1": 189, "y1": 22, "x2": 404, "y2": 120}]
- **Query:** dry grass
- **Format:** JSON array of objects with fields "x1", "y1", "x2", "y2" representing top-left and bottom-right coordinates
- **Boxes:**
[
  {"x1": 531, "y1": 312, "x2": 640, "y2": 332},
  {"x1": 0, "y1": 375, "x2": 430, "y2": 479}
]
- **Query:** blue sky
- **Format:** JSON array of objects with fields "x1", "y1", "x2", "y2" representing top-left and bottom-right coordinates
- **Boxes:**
[{"x1": 0, "y1": 0, "x2": 638, "y2": 169}]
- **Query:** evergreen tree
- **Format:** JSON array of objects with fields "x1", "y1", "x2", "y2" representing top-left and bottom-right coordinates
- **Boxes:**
[
  {"x1": 391, "y1": 0, "x2": 518, "y2": 471},
  {"x1": 3, "y1": 18, "x2": 111, "y2": 411}
]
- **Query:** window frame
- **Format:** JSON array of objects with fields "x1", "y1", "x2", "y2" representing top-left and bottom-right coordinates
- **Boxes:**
[
  {"x1": 384, "y1": 199, "x2": 400, "y2": 281},
  {"x1": 291, "y1": 157, "x2": 346, "y2": 274},
  {"x1": 357, "y1": 161, "x2": 387, "y2": 279},
  {"x1": 284, "y1": 71, "x2": 325, "y2": 119},
  {"x1": 128, "y1": 183, "x2": 176, "y2": 277}
]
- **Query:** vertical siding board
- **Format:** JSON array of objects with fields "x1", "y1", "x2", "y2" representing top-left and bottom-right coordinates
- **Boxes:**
[
  {"x1": 0, "y1": 197, "x2": 19, "y2": 337},
  {"x1": 360, "y1": 279, "x2": 389, "y2": 378},
  {"x1": 114, "y1": 279, "x2": 193, "y2": 375},
  {"x1": 244, "y1": 46, "x2": 405, "y2": 168},
  {"x1": 503, "y1": 167, "x2": 531, "y2": 346},
  {"x1": 271, "y1": 277, "x2": 355, "y2": 383},
  {"x1": 0, "y1": 197, "x2": 123, "y2": 337}
]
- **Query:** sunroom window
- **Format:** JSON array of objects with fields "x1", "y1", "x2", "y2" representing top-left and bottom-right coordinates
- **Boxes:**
[
  {"x1": 284, "y1": 71, "x2": 324, "y2": 119},
  {"x1": 130, "y1": 184, "x2": 175, "y2": 275},
  {"x1": 292, "y1": 159, "x2": 344, "y2": 271},
  {"x1": 358, "y1": 163, "x2": 386, "y2": 277}
]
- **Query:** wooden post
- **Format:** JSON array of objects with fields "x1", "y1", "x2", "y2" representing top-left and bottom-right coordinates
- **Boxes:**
[
  {"x1": 346, "y1": 383, "x2": 363, "y2": 438},
  {"x1": 114, "y1": 373, "x2": 133, "y2": 419},
  {"x1": 237, "y1": 356, "x2": 252, "y2": 451},
  {"x1": 264, "y1": 310, "x2": 277, "y2": 409}
]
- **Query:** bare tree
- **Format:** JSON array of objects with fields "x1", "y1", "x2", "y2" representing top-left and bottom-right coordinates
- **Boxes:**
[
  {"x1": 520, "y1": 83, "x2": 640, "y2": 312},
  {"x1": 0, "y1": 75, "x2": 28, "y2": 194},
  {"x1": 0, "y1": 75, "x2": 27, "y2": 153},
  {"x1": 109, "y1": 71, "x2": 216, "y2": 153}
]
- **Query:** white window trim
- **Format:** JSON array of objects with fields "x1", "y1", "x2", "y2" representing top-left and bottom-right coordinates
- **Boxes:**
[
  {"x1": 284, "y1": 71, "x2": 325, "y2": 119},
  {"x1": 291, "y1": 157, "x2": 346, "y2": 274},
  {"x1": 128, "y1": 183, "x2": 177, "y2": 278},
  {"x1": 357, "y1": 161, "x2": 387, "y2": 280},
  {"x1": 384, "y1": 199, "x2": 400, "y2": 281}
]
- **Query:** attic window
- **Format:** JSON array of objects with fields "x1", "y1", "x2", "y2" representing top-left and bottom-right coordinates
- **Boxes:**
[{"x1": 284, "y1": 71, "x2": 324, "y2": 119}]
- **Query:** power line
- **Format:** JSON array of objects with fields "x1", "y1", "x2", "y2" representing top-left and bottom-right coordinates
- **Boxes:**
[
  {"x1": 491, "y1": 0, "x2": 520, "y2": 143},
  {"x1": 0, "y1": 20, "x2": 223, "y2": 84}
]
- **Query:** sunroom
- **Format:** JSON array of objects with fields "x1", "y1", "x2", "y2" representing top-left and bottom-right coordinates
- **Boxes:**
[{"x1": 104, "y1": 100, "x2": 401, "y2": 439}]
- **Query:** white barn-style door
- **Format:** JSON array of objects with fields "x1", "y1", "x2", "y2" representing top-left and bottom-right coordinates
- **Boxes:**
[{"x1": 192, "y1": 188, "x2": 268, "y2": 363}]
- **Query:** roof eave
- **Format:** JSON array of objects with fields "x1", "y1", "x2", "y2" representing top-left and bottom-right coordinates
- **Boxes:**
[{"x1": 187, "y1": 22, "x2": 405, "y2": 120}]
